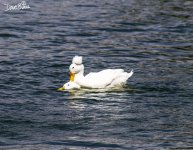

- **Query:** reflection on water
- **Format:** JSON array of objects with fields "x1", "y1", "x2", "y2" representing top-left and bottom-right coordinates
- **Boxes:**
[
  {"x1": 66, "y1": 101, "x2": 86, "y2": 110},
  {"x1": 64, "y1": 86, "x2": 136, "y2": 100}
]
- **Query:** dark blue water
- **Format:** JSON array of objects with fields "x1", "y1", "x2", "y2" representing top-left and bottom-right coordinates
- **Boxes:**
[{"x1": 0, "y1": 0, "x2": 193, "y2": 149}]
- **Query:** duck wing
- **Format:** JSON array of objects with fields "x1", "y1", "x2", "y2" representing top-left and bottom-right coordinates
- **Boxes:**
[
  {"x1": 106, "y1": 69, "x2": 134, "y2": 88},
  {"x1": 83, "y1": 69, "x2": 125, "y2": 88}
]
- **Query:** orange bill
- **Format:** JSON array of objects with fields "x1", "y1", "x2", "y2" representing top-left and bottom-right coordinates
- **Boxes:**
[{"x1": 70, "y1": 72, "x2": 75, "y2": 81}]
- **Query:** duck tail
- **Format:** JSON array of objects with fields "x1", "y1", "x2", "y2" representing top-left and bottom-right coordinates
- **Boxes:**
[{"x1": 126, "y1": 69, "x2": 134, "y2": 79}]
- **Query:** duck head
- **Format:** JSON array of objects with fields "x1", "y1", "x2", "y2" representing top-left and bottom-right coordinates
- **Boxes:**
[
  {"x1": 69, "y1": 63, "x2": 84, "y2": 81},
  {"x1": 58, "y1": 81, "x2": 80, "y2": 91}
]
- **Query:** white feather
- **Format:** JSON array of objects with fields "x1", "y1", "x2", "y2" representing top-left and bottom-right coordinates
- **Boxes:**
[{"x1": 72, "y1": 56, "x2": 82, "y2": 65}]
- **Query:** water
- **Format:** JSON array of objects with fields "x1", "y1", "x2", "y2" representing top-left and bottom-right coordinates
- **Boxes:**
[{"x1": 0, "y1": 0, "x2": 193, "y2": 149}]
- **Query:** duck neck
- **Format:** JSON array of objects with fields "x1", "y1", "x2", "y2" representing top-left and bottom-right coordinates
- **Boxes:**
[
  {"x1": 76, "y1": 69, "x2": 84, "y2": 81},
  {"x1": 77, "y1": 64, "x2": 84, "y2": 77},
  {"x1": 78, "y1": 69, "x2": 84, "y2": 76},
  {"x1": 74, "y1": 65, "x2": 85, "y2": 84},
  {"x1": 75, "y1": 65, "x2": 84, "y2": 78}
]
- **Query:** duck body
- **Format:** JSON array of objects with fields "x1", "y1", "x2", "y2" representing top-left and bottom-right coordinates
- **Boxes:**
[
  {"x1": 75, "y1": 69, "x2": 128, "y2": 88},
  {"x1": 69, "y1": 60, "x2": 134, "y2": 89}
]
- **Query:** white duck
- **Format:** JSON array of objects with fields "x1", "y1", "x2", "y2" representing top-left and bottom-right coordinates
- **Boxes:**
[{"x1": 69, "y1": 56, "x2": 133, "y2": 89}]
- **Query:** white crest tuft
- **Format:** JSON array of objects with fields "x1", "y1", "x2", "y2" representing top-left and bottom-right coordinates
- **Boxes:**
[{"x1": 72, "y1": 56, "x2": 82, "y2": 65}]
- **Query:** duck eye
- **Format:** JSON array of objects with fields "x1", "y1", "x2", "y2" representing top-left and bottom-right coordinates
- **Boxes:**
[
  {"x1": 72, "y1": 67, "x2": 74, "y2": 69},
  {"x1": 67, "y1": 84, "x2": 70, "y2": 86}
]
